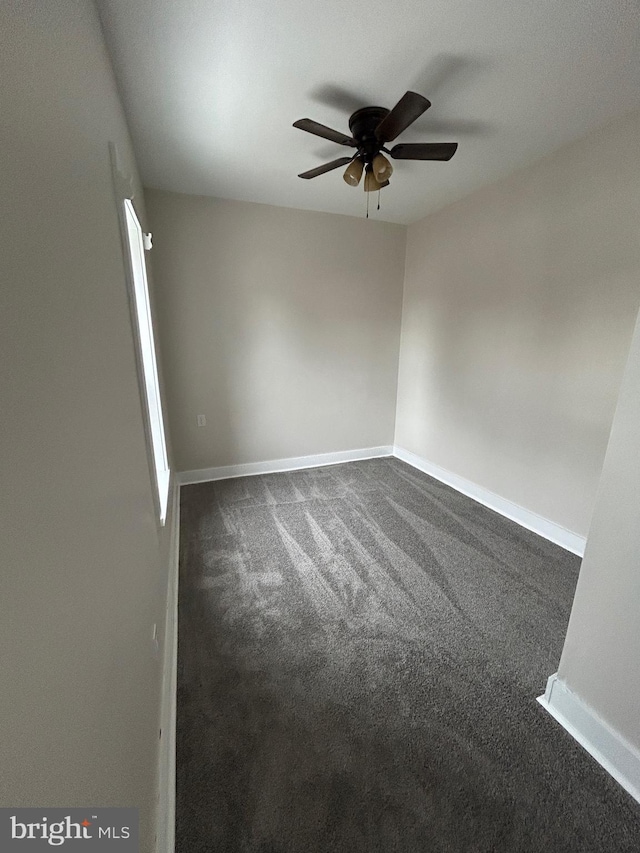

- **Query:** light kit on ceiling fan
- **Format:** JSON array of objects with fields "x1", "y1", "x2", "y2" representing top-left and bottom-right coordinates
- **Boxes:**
[
  {"x1": 363, "y1": 165, "x2": 384, "y2": 193},
  {"x1": 372, "y1": 152, "x2": 393, "y2": 182},
  {"x1": 293, "y1": 90, "x2": 458, "y2": 216},
  {"x1": 343, "y1": 157, "x2": 364, "y2": 186}
]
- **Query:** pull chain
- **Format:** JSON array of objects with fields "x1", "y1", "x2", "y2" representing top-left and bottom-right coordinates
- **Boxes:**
[
  {"x1": 366, "y1": 190, "x2": 369, "y2": 219},
  {"x1": 377, "y1": 189, "x2": 381, "y2": 211}
]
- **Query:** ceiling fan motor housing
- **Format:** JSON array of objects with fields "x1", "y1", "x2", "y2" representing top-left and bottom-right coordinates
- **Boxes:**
[{"x1": 348, "y1": 106, "x2": 389, "y2": 162}]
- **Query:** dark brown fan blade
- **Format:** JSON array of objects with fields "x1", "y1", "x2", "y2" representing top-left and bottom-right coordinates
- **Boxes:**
[
  {"x1": 298, "y1": 157, "x2": 354, "y2": 179},
  {"x1": 389, "y1": 142, "x2": 458, "y2": 161},
  {"x1": 293, "y1": 119, "x2": 356, "y2": 147},
  {"x1": 375, "y1": 92, "x2": 431, "y2": 142}
]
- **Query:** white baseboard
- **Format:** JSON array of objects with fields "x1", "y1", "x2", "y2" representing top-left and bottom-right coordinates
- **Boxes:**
[
  {"x1": 392, "y1": 445, "x2": 586, "y2": 556},
  {"x1": 156, "y1": 480, "x2": 180, "y2": 853},
  {"x1": 538, "y1": 674, "x2": 640, "y2": 804},
  {"x1": 178, "y1": 446, "x2": 394, "y2": 485},
  {"x1": 178, "y1": 443, "x2": 585, "y2": 555}
]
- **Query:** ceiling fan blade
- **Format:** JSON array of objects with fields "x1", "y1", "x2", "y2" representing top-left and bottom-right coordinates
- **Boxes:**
[
  {"x1": 375, "y1": 92, "x2": 431, "y2": 142},
  {"x1": 298, "y1": 156, "x2": 354, "y2": 179},
  {"x1": 293, "y1": 118, "x2": 356, "y2": 147},
  {"x1": 389, "y1": 142, "x2": 458, "y2": 161}
]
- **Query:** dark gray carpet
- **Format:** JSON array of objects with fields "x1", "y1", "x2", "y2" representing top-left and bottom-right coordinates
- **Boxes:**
[{"x1": 177, "y1": 457, "x2": 640, "y2": 852}]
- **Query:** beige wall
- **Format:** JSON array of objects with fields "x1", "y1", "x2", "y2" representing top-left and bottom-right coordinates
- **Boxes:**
[
  {"x1": 146, "y1": 190, "x2": 406, "y2": 472},
  {"x1": 557, "y1": 298, "x2": 640, "y2": 749},
  {"x1": 1, "y1": 2, "x2": 174, "y2": 847},
  {"x1": 395, "y1": 110, "x2": 640, "y2": 537}
]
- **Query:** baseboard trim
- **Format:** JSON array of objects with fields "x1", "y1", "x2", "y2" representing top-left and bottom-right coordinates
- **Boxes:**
[
  {"x1": 538, "y1": 674, "x2": 640, "y2": 804},
  {"x1": 156, "y1": 480, "x2": 180, "y2": 853},
  {"x1": 178, "y1": 446, "x2": 394, "y2": 485},
  {"x1": 392, "y1": 445, "x2": 586, "y2": 556},
  {"x1": 178, "y1": 444, "x2": 586, "y2": 555}
]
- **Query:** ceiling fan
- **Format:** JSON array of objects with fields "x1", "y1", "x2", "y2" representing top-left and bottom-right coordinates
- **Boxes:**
[{"x1": 293, "y1": 91, "x2": 458, "y2": 192}]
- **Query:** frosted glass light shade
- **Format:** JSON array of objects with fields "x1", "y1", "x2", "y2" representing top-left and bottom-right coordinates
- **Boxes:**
[
  {"x1": 343, "y1": 158, "x2": 364, "y2": 186},
  {"x1": 364, "y1": 168, "x2": 383, "y2": 193},
  {"x1": 372, "y1": 153, "x2": 393, "y2": 182}
]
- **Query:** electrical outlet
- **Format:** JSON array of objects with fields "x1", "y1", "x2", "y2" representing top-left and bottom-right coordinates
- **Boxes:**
[{"x1": 197, "y1": 414, "x2": 207, "y2": 427}]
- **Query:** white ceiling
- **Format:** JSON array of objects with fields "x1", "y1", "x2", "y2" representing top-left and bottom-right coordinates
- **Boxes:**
[{"x1": 97, "y1": 0, "x2": 640, "y2": 225}]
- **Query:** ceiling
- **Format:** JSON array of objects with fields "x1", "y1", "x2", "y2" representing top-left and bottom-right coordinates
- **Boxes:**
[{"x1": 97, "y1": 0, "x2": 640, "y2": 225}]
